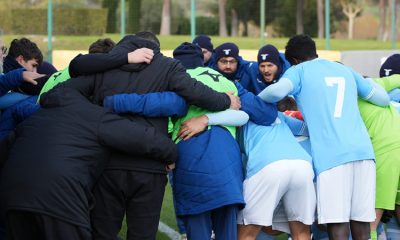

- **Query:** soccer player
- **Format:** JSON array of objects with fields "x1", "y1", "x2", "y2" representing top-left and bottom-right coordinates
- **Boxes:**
[
  {"x1": 247, "y1": 44, "x2": 291, "y2": 94},
  {"x1": 192, "y1": 34, "x2": 215, "y2": 67},
  {"x1": 237, "y1": 112, "x2": 315, "y2": 240},
  {"x1": 209, "y1": 42, "x2": 254, "y2": 92},
  {"x1": 258, "y1": 34, "x2": 390, "y2": 240}
]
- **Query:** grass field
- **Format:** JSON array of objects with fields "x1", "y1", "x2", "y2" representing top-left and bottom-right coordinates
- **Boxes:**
[{"x1": 2, "y1": 34, "x2": 399, "y2": 52}]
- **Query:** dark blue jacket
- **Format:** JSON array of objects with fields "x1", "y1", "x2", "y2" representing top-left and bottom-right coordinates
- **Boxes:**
[
  {"x1": 247, "y1": 53, "x2": 291, "y2": 94},
  {"x1": 0, "y1": 69, "x2": 24, "y2": 97},
  {"x1": 104, "y1": 92, "x2": 188, "y2": 117},
  {"x1": 209, "y1": 56, "x2": 255, "y2": 91},
  {"x1": 0, "y1": 96, "x2": 39, "y2": 140}
]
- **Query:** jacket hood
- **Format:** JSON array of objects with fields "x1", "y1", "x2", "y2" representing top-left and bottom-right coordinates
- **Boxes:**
[
  {"x1": 40, "y1": 87, "x2": 90, "y2": 109},
  {"x1": 111, "y1": 35, "x2": 161, "y2": 72}
]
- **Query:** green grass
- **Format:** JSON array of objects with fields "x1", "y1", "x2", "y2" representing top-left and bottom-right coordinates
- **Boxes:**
[{"x1": 2, "y1": 34, "x2": 399, "y2": 51}]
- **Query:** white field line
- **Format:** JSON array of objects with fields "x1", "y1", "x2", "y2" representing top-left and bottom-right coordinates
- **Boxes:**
[{"x1": 158, "y1": 221, "x2": 181, "y2": 240}]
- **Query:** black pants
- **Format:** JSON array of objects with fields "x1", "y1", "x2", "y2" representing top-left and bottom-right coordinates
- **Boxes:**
[
  {"x1": 6, "y1": 210, "x2": 91, "y2": 240},
  {"x1": 91, "y1": 169, "x2": 167, "y2": 240}
]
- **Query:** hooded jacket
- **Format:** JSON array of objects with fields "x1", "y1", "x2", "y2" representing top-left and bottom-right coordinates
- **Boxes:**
[
  {"x1": 0, "y1": 87, "x2": 177, "y2": 229},
  {"x1": 62, "y1": 35, "x2": 231, "y2": 173}
]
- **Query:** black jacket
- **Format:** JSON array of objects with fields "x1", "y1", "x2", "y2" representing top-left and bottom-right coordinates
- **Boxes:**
[
  {"x1": 63, "y1": 35, "x2": 231, "y2": 173},
  {"x1": 0, "y1": 88, "x2": 177, "y2": 228}
]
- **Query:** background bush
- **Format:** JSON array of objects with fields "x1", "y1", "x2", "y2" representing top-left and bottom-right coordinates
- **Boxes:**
[{"x1": 0, "y1": 8, "x2": 107, "y2": 35}]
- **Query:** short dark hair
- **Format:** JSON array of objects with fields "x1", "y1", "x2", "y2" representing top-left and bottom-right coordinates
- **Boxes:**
[
  {"x1": 135, "y1": 31, "x2": 160, "y2": 47},
  {"x1": 88, "y1": 38, "x2": 116, "y2": 54},
  {"x1": 277, "y1": 96, "x2": 298, "y2": 112},
  {"x1": 285, "y1": 34, "x2": 317, "y2": 65},
  {"x1": 8, "y1": 38, "x2": 43, "y2": 65}
]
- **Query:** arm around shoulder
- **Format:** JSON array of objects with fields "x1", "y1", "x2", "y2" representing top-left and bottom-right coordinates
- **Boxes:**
[
  {"x1": 98, "y1": 112, "x2": 178, "y2": 164},
  {"x1": 257, "y1": 78, "x2": 293, "y2": 103}
]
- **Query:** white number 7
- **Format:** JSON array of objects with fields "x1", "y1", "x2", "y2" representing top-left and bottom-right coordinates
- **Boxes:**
[{"x1": 325, "y1": 77, "x2": 345, "y2": 118}]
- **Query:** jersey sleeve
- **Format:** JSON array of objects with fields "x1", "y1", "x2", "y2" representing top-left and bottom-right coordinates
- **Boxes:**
[
  {"x1": 282, "y1": 66, "x2": 302, "y2": 96},
  {"x1": 103, "y1": 91, "x2": 188, "y2": 117},
  {"x1": 350, "y1": 68, "x2": 374, "y2": 99},
  {"x1": 373, "y1": 74, "x2": 400, "y2": 92}
]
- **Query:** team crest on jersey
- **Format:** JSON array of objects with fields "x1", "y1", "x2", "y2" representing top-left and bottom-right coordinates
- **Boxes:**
[
  {"x1": 223, "y1": 49, "x2": 231, "y2": 55},
  {"x1": 261, "y1": 54, "x2": 269, "y2": 61}
]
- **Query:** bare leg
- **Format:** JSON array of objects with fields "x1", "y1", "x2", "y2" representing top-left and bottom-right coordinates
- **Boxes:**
[
  {"x1": 261, "y1": 226, "x2": 283, "y2": 236},
  {"x1": 288, "y1": 221, "x2": 311, "y2": 240},
  {"x1": 350, "y1": 220, "x2": 370, "y2": 240},
  {"x1": 327, "y1": 222, "x2": 350, "y2": 240},
  {"x1": 370, "y1": 209, "x2": 384, "y2": 239},
  {"x1": 237, "y1": 224, "x2": 261, "y2": 240}
]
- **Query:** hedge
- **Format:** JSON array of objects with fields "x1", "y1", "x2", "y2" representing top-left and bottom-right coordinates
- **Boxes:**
[
  {"x1": 173, "y1": 16, "x2": 219, "y2": 35},
  {"x1": 0, "y1": 8, "x2": 107, "y2": 35}
]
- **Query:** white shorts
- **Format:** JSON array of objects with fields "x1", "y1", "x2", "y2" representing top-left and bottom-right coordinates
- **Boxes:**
[
  {"x1": 237, "y1": 160, "x2": 316, "y2": 228},
  {"x1": 317, "y1": 160, "x2": 376, "y2": 224}
]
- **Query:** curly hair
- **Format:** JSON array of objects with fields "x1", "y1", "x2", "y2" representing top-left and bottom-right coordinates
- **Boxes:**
[
  {"x1": 8, "y1": 38, "x2": 43, "y2": 65},
  {"x1": 284, "y1": 34, "x2": 317, "y2": 65}
]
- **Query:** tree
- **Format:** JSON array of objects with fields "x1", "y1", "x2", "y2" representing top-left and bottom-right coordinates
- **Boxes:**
[
  {"x1": 340, "y1": 0, "x2": 363, "y2": 39},
  {"x1": 127, "y1": 0, "x2": 141, "y2": 33},
  {"x1": 377, "y1": 0, "x2": 387, "y2": 41},
  {"x1": 231, "y1": 8, "x2": 238, "y2": 37},
  {"x1": 297, "y1": 0, "x2": 305, "y2": 34},
  {"x1": 218, "y1": 0, "x2": 228, "y2": 36},
  {"x1": 102, "y1": 0, "x2": 119, "y2": 33},
  {"x1": 159, "y1": 0, "x2": 171, "y2": 35},
  {"x1": 317, "y1": 0, "x2": 324, "y2": 38}
]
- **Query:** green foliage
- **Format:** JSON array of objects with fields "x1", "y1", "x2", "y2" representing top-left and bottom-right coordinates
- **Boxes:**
[
  {"x1": 196, "y1": 16, "x2": 219, "y2": 35},
  {"x1": 272, "y1": 0, "x2": 345, "y2": 37},
  {"x1": 11, "y1": 9, "x2": 47, "y2": 35},
  {"x1": 127, "y1": 0, "x2": 141, "y2": 34},
  {"x1": 141, "y1": 0, "x2": 163, "y2": 33},
  {"x1": 173, "y1": 17, "x2": 190, "y2": 35},
  {"x1": 0, "y1": 10, "x2": 17, "y2": 35},
  {"x1": 172, "y1": 16, "x2": 219, "y2": 35},
  {"x1": 227, "y1": 0, "x2": 279, "y2": 36},
  {"x1": 1, "y1": 8, "x2": 107, "y2": 35},
  {"x1": 102, "y1": 0, "x2": 119, "y2": 33}
]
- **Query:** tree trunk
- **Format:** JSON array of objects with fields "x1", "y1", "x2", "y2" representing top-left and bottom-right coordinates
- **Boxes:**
[
  {"x1": 377, "y1": 0, "x2": 387, "y2": 40},
  {"x1": 348, "y1": 15, "x2": 354, "y2": 39},
  {"x1": 243, "y1": 21, "x2": 249, "y2": 36},
  {"x1": 341, "y1": 0, "x2": 362, "y2": 40},
  {"x1": 296, "y1": 0, "x2": 304, "y2": 34},
  {"x1": 231, "y1": 8, "x2": 238, "y2": 37},
  {"x1": 159, "y1": 0, "x2": 171, "y2": 35},
  {"x1": 218, "y1": 0, "x2": 228, "y2": 37},
  {"x1": 102, "y1": 0, "x2": 119, "y2": 33},
  {"x1": 127, "y1": 0, "x2": 141, "y2": 34},
  {"x1": 317, "y1": 0, "x2": 324, "y2": 38},
  {"x1": 389, "y1": 0, "x2": 397, "y2": 42}
]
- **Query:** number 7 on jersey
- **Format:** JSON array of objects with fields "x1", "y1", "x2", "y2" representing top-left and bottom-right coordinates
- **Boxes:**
[{"x1": 325, "y1": 77, "x2": 345, "y2": 118}]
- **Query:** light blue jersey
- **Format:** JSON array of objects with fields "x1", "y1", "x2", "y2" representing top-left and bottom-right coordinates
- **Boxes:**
[
  {"x1": 239, "y1": 114, "x2": 312, "y2": 179},
  {"x1": 283, "y1": 58, "x2": 375, "y2": 175}
]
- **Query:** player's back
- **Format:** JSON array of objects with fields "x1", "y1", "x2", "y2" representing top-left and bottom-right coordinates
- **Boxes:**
[{"x1": 288, "y1": 59, "x2": 374, "y2": 174}]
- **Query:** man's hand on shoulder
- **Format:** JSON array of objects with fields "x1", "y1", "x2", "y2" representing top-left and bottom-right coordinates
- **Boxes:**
[
  {"x1": 178, "y1": 115, "x2": 209, "y2": 141},
  {"x1": 226, "y1": 91, "x2": 241, "y2": 110},
  {"x1": 127, "y1": 48, "x2": 154, "y2": 64},
  {"x1": 22, "y1": 71, "x2": 45, "y2": 85}
]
